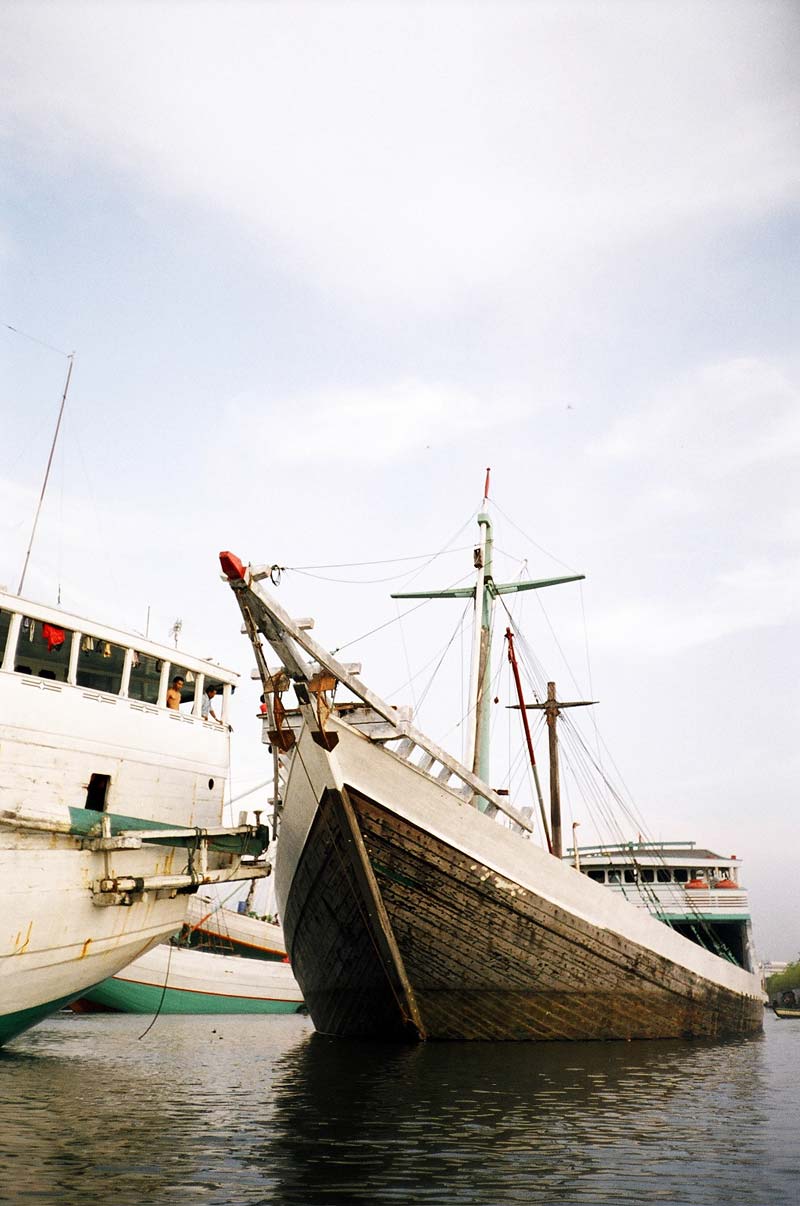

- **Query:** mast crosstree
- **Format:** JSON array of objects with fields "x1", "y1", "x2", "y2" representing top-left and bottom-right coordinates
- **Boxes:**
[
  {"x1": 392, "y1": 485, "x2": 584, "y2": 804},
  {"x1": 511, "y1": 683, "x2": 597, "y2": 858}
]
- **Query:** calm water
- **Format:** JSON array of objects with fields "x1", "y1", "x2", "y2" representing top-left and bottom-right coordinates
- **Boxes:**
[{"x1": 0, "y1": 1010, "x2": 797, "y2": 1205}]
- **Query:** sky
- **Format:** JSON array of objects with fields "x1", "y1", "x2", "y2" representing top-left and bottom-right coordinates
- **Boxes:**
[{"x1": 1, "y1": 0, "x2": 798, "y2": 957}]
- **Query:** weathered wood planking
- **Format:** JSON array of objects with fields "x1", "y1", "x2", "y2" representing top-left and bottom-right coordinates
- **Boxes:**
[
  {"x1": 283, "y1": 788, "x2": 420, "y2": 1039},
  {"x1": 284, "y1": 784, "x2": 763, "y2": 1042}
]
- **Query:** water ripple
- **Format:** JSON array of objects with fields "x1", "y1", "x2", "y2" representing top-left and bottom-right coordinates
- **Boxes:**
[{"x1": 1, "y1": 1012, "x2": 798, "y2": 1205}]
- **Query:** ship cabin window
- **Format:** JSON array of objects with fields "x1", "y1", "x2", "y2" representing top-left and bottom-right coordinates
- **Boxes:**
[
  {"x1": 13, "y1": 615, "x2": 74, "y2": 681},
  {"x1": 624, "y1": 868, "x2": 637, "y2": 884},
  {"x1": 674, "y1": 868, "x2": 689, "y2": 883},
  {"x1": 640, "y1": 868, "x2": 655, "y2": 883},
  {"x1": 128, "y1": 652, "x2": 163, "y2": 704},
  {"x1": 76, "y1": 636, "x2": 126, "y2": 695},
  {"x1": 608, "y1": 870, "x2": 621, "y2": 884},
  {"x1": 657, "y1": 868, "x2": 672, "y2": 883},
  {"x1": 0, "y1": 609, "x2": 12, "y2": 664},
  {"x1": 587, "y1": 869, "x2": 605, "y2": 883},
  {"x1": 85, "y1": 772, "x2": 111, "y2": 811}
]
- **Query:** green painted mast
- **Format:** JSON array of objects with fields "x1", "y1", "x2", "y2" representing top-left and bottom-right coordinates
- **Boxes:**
[{"x1": 391, "y1": 470, "x2": 584, "y2": 809}]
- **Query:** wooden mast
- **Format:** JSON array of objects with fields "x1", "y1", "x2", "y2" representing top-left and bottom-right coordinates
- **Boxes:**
[
  {"x1": 521, "y1": 682, "x2": 596, "y2": 859},
  {"x1": 391, "y1": 471, "x2": 585, "y2": 810},
  {"x1": 471, "y1": 469, "x2": 494, "y2": 787}
]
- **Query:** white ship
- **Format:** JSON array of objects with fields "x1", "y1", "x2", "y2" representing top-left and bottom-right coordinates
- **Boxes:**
[
  {"x1": 75, "y1": 895, "x2": 303, "y2": 1015},
  {"x1": 565, "y1": 841, "x2": 759, "y2": 974},
  {"x1": 74, "y1": 940, "x2": 304, "y2": 1015},
  {"x1": 219, "y1": 507, "x2": 764, "y2": 1042},
  {"x1": 0, "y1": 591, "x2": 269, "y2": 1045}
]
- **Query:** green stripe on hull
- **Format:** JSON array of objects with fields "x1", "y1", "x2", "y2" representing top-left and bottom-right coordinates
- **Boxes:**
[
  {"x1": 84, "y1": 979, "x2": 302, "y2": 1015},
  {"x1": 0, "y1": 992, "x2": 81, "y2": 1046},
  {"x1": 661, "y1": 914, "x2": 751, "y2": 922},
  {"x1": 68, "y1": 808, "x2": 264, "y2": 855}
]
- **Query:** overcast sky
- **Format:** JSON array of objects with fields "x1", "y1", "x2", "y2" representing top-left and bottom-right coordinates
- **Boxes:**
[{"x1": 1, "y1": 1, "x2": 798, "y2": 956}]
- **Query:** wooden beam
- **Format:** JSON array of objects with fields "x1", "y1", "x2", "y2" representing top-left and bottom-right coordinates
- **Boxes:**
[{"x1": 232, "y1": 576, "x2": 534, "y2": 833}]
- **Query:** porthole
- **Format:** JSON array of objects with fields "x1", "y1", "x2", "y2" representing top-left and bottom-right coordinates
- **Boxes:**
[{"x1": 208, "y1": 778, "x2": 215, "y2": 790}]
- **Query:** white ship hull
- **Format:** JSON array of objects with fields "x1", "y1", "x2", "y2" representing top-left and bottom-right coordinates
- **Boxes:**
[
  {"x1": 185, "y1": 896, "x2": 287, "y2": 960},
  {"x1": 79, "y1": 940, "x2": 303, "y2": 1014},
  {"x1": 1, "y1": 591, "x2": 265, "y2": 1045},
  {"x1": 2, "y1": 832, "x2": 192, "y2": 1037}
]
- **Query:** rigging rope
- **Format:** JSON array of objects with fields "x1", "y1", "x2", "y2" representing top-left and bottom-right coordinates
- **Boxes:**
[
  {"x1": 331, "y1": 570, "x2": 474, "y2": 656},
  {"x1": 2, "y1": 321, "x2": 72, "y2": 358},
  {"x1": 137, "y1": 939, "x2": 175, "y2": 1041}
]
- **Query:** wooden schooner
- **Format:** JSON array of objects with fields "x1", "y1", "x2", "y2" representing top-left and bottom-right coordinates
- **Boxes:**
[{"x1": 219, "y1": 499, "x2": 764, "y2": 1042}]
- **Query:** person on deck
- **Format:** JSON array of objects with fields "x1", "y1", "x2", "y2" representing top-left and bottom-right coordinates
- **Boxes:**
[
  {"x1": 166, "y1": 675, "x2": 185, "y2": 709},
  {"x1": 202, "y1": 685, "x2": 221, "y2": 723}
]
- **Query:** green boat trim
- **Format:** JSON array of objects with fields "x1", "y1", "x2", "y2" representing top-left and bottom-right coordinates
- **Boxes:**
[
  {"x1": 0, "y1": 990, "x2": 87, "y2": 1047},
  {"x1": 68, "y1": 807, "x2": 267, "y2": 855},
  {"x1": 657, "y1": 912, "x2": 752, "y2": 923},
  {"x1": 83, "y1": 977, "x2": 303, "y2": 1015}
]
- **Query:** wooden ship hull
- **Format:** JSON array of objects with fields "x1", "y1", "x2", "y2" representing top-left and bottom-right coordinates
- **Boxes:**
[
  {"x1": 276, "y1": 716, "x2": 764, "y2": 1042},
  {"x1": 220, "y1": 537, "x2": 764, "y2": 1044}
]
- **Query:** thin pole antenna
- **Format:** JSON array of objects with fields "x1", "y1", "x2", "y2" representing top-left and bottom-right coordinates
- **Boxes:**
[{"x1": 18, "y1": 353, "x2": 75, "y2": 596}]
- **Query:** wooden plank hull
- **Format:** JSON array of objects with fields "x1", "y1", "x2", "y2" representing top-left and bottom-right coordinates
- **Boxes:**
[{"x1": 277, "y1": 719, "x2": 764, "y2": 1042}]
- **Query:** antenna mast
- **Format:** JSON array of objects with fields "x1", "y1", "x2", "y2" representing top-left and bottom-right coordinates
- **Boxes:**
[{"x1": 17, "y1": 353, "x2": 75, "y2": 595}]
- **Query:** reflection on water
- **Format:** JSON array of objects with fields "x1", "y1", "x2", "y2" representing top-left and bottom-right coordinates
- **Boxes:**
[{"x1": 1, "y1": 1012, "x2": 798, "y2": 1205}]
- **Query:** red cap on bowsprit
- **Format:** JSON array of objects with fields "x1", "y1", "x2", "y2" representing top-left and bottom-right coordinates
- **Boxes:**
[{"x1": 219, "y1": 551, "x2": 246, "y2": 580}]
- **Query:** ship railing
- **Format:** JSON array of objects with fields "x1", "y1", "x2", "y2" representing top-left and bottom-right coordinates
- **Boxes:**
[
  {"x1": 230, "y1": 566, "x2": 535, "y2": 835},
  {"x1": 260, "y1": 697, "x2": 532, "y2": 832},
  {"x1": 608, "y1": 882, "x2": 750, "y2": 915}
]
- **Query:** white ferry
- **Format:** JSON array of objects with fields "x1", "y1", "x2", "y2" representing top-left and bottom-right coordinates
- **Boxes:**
[
  {"x1": 565, "y1": 841, "x2": 757, "y2": 973},
  {"x1": 0, "y1": 590, "x2": 269, "y2": 1045}
]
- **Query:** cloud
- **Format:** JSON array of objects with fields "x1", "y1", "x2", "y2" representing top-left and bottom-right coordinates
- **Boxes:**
[
  {"x1": 220, "y1": 380, "x2": 519, "y2": 467},
  {"x1": 591, "y1": 549, "x2": 799, "y2": 657},
  {"x1": 2, "y1": 2, "x2": 798, "y2": 309},
  {"x1": 594, "y1": 358, "x2": 800, "y2": 474}
]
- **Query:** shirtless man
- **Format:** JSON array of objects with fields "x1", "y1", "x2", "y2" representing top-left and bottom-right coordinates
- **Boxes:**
[{"x1": 166, "y1": 675, "x2": 185, "y2": 709}]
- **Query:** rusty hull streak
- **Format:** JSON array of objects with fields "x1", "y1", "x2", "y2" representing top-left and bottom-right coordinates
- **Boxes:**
[{"x1": 12, "y1": 921, "x2": 34, "y2": 955}]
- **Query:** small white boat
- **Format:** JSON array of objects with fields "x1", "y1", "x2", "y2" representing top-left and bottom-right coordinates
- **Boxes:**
[
  {"x1": 0, "y1": 592, "x2": 269, "y2": 1045},
  {"x1": 78, "y1": 941, "x2": 303, "y2": 1016},
  {"x1": 76, "y1": 896, "x2": 304, "y2": 1014},
  {"x1": 182, "y1": 894, "x2": 287, "y2": 961}
]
